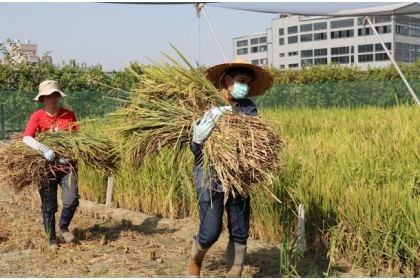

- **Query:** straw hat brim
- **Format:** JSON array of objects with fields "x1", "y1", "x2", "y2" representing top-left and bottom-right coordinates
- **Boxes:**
[{"x1": 205, "y1": 61, "x2": 274, "y2": 97}]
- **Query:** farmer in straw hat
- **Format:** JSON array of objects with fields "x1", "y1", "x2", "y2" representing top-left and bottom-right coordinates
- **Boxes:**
[
  {"x1": 185, "y1": 58, "x2": 274, "y2": 278},
  {"x1": 21, "y1": 80, "x2": 80, "y2": 251}
]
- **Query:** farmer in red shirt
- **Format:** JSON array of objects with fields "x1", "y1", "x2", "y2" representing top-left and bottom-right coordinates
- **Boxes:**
[{"x1": 21, "y1": 80, "x2": 80, "y2": 251}]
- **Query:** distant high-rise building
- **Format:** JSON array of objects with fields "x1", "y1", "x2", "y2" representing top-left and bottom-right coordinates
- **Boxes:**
[
  {"x1": 1, "y1": 39, "x2": 52, "y2": 66},
  {"x1": 233, "y1": 3, "x2": 420, "y2": 70}
]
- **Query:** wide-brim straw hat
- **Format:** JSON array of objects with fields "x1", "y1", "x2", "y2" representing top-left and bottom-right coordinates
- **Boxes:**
[
  {"x1": 205, "y1": 58, "x2": 274, "y2": 97},
  {"x1": 34, "y1": 80, "x2": 66, "y2": 101}
]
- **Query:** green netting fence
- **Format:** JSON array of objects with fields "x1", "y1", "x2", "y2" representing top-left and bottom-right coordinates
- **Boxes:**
[
  {"x1": 254, "y1": 79, "x2": 420, "y2": 109},
  {"x1": 0, "y1": 91, "x2": 128, "y2": 140},
  {"x1": 1, "y1": 79, "x2": 420, "y2": 140}
]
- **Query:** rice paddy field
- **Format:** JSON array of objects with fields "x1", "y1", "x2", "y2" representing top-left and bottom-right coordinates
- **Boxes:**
[
  {"x1": 73, "y1": 103, "x2": 420, "y2": 277},
  {"x1": 2, "y1": 101, "x2": 420, "y2": 277}
]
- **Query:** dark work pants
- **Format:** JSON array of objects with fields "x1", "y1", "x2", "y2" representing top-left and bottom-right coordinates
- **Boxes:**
[
  {"x1": 195, "y1": 187, "x2": 250, "y2": 248},
  {"x1": 39, "y1": 171, "x2": 80, "y2": 214}
]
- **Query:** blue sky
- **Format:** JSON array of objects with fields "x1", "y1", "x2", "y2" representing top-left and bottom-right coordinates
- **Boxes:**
[{"x1": 0, "y1": 1, "x2": 410, "y2": 71}]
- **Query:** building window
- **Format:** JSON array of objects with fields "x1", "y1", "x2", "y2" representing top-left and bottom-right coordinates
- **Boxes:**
[
  {"x1": 403, "y1": 43, "x2": 410, "y2": 52},
  {"x1": 259, "y1": 37, "x2": 267, "y2": 43},
  {"x1": 376, "y1": 25, "x2": 391, "y2": 34},
  {"x1": 300, "y1": 24, "x2": 312, "y2": 32},
  {"x1": 301, "y1": 50, "x2": 313, "y2": 57},
  {"x1": 403, "y1": 52, "x2": 409, "y2": 62},
  {"x1": 314, "y1": 22, "x2": 327, "y2": 30},
  {"x1": 279, "y1": 38, "x2": 285, "y2": 45},
  {"x1": 237, "y1": 48, "x2": 248, "y2": 55},
  {"x1": 375, "y1": 42, "x2": 391, "y2": 51},
  {"x1": 358, "y1": 27, "x2": 374, "y2": 36},
  {"x1": 410, "y1": 53, "x2": 416, "y2": 62},
  {"x1": 314, "y1": 48, "x2": 327, "y2": 56},
  {"x1": 251, "y1": 46, "x2": 259, "y2": 53},
  {"x1": 288, "y1": 51, "x2": 298, "y2": 56},
  {"x1": 358, "y1": 44, "x2": 373, "y2": 53},
  {"x1": 279, "y1": 65, "x2": 285, "y2": 69},
  {"x1": 410, "y1": 44, "x2": 420, "y2": 53},
  {"x1": 396, "y1": 42, "x2": 403, "y2": 51},
  {"x1": 279, "y1": 53, "x2": 285, "y2": 57},
  {"x1": 301, "y1": 59, "x2": 313, "y2": 66},
  {"x1": 358, "y1": 54, "x2": 373, "y2": 62},
  {"x1": 260, "y1": 58, "x2": 267, "y2": 65},
  {"x1": 288, "y1": 26, "x2": 298, "y2": 34},
  {"x1": 288, "y1": 35, "x2": 298, "y2": 44},
  {"x1": 288, "y1": 63, "x2": 299, "y2": 68},
  {"x1": 250, "y1": 38, "x2": 259, "y2": 45},
  {"x1": 375, "y1": 15, "x2": 391, "y2": 23},
  {"x1": 410, "y1": 27, "x2": 420, "y2": 37},
  {"x1": 375, "y1": 53, "x2": 390, "y2": 61},
  {"x1": 331, "y1": 19, "x2": 354, "y2": 29},
  {"x1": 314, "y1": 57, "x2": 328, "y2": 65},
  {"x1": 331, "y1": 56, "x2": 353, "y2": 64},
  {"x1": 396, "y1": 15, "x2": 410, "y2": 25},
  {"x1": 396, "y1": 25, "x2": 409, "y2": 35},
  {"x1": 279, "y1": 28, "x2": 284, "y2": 36},
  {"x1": 331, "y1": 29, "x2": 354, "y2": 39},
  {"x1": 395, "y1": 52, "x2": 403, "y2": 61},
  {"x1": 260, "y1": 45, "x2": 267, "y2": 52},
  {"x1": 314, "y1": 32, "x2": 327, "y2": 41},
  {"x1": 357, "y1": 17, "x2": 364, "y2": 26},
  {"x1": 331, "y1": 47, "x2": 350, "y2": 55},
  {"x1": 237, "y1": 40, "x2": 248, "y2": 47},
  {"x1": 251, "y1": 59, "x2": 259, "y2": 64},
  {"x1": 300, "y1": 34, "x2": 313, "y2": 42}
]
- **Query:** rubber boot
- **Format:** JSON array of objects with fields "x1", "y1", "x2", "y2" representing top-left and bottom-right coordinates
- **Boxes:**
[
  {"x1": 226, "y1": 240, "x2": 247, "y2": 278},
  {"x1": 185, "y1": 236, "x2": 211, "y2": 278},
  {"x1": 42, "y1": 212, "x2": 58, "y2": 251},
  {"x1": 59, "y1": 207, "x2": 76, "y2": 242}
]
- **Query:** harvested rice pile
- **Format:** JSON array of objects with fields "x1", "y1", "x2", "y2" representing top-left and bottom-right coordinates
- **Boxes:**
[
  {"x1": 206, "y1": 112, "x2": 284, "y2": 201},
  {"x1": 108, "y1": 50, "x2": 285, "y2": 201},
  {"x1": 0, "y1": 131, "x2": 118, "y2": 193}
]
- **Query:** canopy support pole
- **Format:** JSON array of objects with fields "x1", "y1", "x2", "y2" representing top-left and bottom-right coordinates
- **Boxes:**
[
  {"x1": 195, "y1": 3, "x2": 228, "y2": 62},
  {"x1": 365, "y1": 16, "x2": 420, "y2": 106}
]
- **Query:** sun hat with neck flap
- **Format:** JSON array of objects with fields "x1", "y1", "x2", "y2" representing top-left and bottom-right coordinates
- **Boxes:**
[
  {"x1": 34, "y1": 80, "x2": 66, "y2": 102},
  {"x1": 205, "y1": 58, "x2": 274, "y2": 97}
]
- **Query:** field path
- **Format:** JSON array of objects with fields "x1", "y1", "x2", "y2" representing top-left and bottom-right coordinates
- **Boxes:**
[{"x1": 0, "y1": 183, "x2": 292, "y2": 278}]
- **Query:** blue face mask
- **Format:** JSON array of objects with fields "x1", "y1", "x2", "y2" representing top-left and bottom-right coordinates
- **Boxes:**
[{"x1": 230, "y1": 81, "x2": 249, "y2": 100}]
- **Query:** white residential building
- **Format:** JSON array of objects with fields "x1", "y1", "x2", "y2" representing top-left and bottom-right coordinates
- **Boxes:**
[
  {"x1": 233, "y1": 5, "x2": 420, "y2": 70},
  {"x1": 1, "y1": 39, "x2": 52, "y2": 66}
]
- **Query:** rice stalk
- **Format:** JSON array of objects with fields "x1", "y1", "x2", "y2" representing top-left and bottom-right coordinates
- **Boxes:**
[
  {"x1": 0, "y1": 131, "x2": 118, "y2": 193},
  {"x1": 204, "y1": 112, "x2": 285, "y2": 202}
]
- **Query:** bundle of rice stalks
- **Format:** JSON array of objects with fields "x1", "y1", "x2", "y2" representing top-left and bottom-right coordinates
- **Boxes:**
[
  {"x1": 0, "y1": 141, "x2": 49, "y2": 194},
  {"x1": 107, "y1": 47, "x2": 285, "y2": 202},
  {"x1": 0, "y1": 131, "x2": 118, "y2": 193},
  {"x1": 125, "y1": 45, "x2": 226, "y2": 112},
  {"x1": 107, "y1": 96, "x2": 196, "y2": 166},
  {"x1": 203, "y1": 112, "x2": 285, "y2": 202}
]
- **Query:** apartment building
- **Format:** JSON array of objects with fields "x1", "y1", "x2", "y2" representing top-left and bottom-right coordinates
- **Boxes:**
[
  {"x1": 233, "y1": 5, "x2": 420, "y2": 70},
  {"x1": 1, "y1": 40, "x2": 52, "y2": 66}
]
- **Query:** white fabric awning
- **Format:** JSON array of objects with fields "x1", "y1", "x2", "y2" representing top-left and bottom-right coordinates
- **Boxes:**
[{"x1": 206, "y1": 2, "x2": 420, "y2": 17}]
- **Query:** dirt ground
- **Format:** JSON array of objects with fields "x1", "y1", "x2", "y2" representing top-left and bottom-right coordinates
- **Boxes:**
[{"x1": 0, "y1": 181, "x2": 382, "y2": 278}]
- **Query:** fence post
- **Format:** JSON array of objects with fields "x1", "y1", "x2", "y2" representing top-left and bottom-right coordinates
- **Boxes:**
[
  {"x1": 106, "y1": 177, "x2": 113, "y2": 208},
  {"x1": 298, "y1": 204, "x2": 305, "y2": 254},
  {"x1": 0, "y1": 103, "x2": 4, "y2": 140}
]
